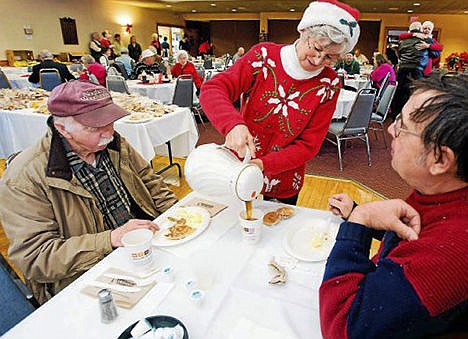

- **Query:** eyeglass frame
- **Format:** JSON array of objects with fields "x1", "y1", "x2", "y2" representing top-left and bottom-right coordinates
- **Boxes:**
[
  {"x1": 304, "y1": 36, "x2": 340, "y2": 63},
  {"x1": 393, "y1": 113, "x2": 421, "y2": 138}
]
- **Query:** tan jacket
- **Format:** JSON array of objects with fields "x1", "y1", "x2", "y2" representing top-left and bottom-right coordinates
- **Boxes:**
[{"x1": 0, "y1": 124, "x2": 177, "y2": 304}]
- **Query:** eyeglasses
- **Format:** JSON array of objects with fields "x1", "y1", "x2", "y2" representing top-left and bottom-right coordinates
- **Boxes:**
[
  {"x1": 393, "y1": 113, "x2": 421, "y2": 138},
  {"x1": 305, "y1": 37, "x2": 339, "y2": 62}
]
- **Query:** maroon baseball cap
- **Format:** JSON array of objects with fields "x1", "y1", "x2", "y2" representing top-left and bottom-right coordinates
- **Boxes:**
[{"x1": 47, "y1": 81, "x2": 129, "y2": 127}]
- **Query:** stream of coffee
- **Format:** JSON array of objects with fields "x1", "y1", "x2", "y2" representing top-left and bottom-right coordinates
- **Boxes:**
[{"x1": 245, "y1": 200, "x2": 253, "y2": 220}]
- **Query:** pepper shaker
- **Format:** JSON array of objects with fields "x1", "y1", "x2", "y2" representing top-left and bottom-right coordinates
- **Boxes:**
[{"x1": 98, "y1": 288, "x2": 118, "y2": 323}]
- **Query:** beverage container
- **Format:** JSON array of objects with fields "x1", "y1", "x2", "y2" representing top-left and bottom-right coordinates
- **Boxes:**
[
  {"x1": 121, "y1": 229, "x2": 154, "y2": 270},
  {"x1": 239, "y1": 209, "x2": 263, "y2": 244}
]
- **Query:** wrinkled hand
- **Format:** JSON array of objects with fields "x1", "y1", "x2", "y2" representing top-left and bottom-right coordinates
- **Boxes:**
[
  {"x1": 348, "y1": 199, "x2": 421, "y2": 241},
  {"x1": 249, "y1": 158, "x2": 264, "y2": 171},
  {"x1": 413, "y1": 32, "x2": 426, "y2": 39},
  {"x1": 328, "y1": 193, "x2": 354, "y2": 219},
  {"x1": 416, "y1": 42, "x2": 430, "y2": 50},
  {"x1": 225, "y1": 124, "x2": 256, "y2": 158},
  {"x1": 111, "y1": 219, "x2": 159, "y2": 247}
]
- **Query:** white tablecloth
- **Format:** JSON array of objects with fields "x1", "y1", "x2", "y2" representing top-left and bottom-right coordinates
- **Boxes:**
[
  {"x1": 344, "y1": 78, "x2": 369, "y2": 91},
  {"x1": 333, "y1": 89, "x2": 357, "y2": 119},
  {"x1": 6, "y1": 74, "x2": 35, "y2": 89},
  {"x1": 0, "y1": 108, "x2": 198, "y2": 161},
  {"x1": 3, "y1": 192, "x2": 341, "y2": 338},
  {"x1": 0, "y1": 66, "x2": 29, "y2": 75},
  {"x1": 127, "y1": 80, "x2": 198, "y2": 104}
]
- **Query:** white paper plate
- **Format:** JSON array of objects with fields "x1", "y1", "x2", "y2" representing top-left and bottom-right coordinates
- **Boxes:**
[
  {"x1": 152, "y1": 206, "x2": 211, "y2": 247},
  {"x1": 121, "y1": 113, "x2": 154, "y2": 124},
  {"x1": 282, "y1": 219, "x2": 337, "y2": 262}
]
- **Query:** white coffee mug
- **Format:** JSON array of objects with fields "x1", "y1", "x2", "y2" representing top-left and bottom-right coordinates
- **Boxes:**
[
  {"x1": 121, "y1": 229, "x2": 154, "y2": 269},
  {"x1": 239, "y1": 209, "x2": 263, "y2": 244}
]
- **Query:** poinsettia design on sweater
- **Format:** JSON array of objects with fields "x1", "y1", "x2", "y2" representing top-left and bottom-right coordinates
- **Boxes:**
[
  {"x1": 251, "y1": 46, "x2": 276, "y2": 80},
  {"x1": 266, "y1": 85, "x2": 300, "y2": 117},
  {"x1": 316, "y1": 77, "x2": 340, "y2": 103}
]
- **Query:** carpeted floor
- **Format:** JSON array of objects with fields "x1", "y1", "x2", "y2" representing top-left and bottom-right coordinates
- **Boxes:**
[{"x1": 196, "y1": 121, "x2": 412, "y2": 199}]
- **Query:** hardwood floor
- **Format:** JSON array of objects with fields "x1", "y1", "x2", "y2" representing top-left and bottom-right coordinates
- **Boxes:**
[{"x1": 0, "y1": 156, "x2": 383, "y2": 276}]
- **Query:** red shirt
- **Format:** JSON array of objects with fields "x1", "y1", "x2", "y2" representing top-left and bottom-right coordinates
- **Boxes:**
[
  {"x1": 79, "y1": 62, "x2": 107, "y2": 86},
  {"x1": 198, "y1": 42, "x2": 210, "y2": 54},
  {"x1": 171, "y1": 62, "x2": 203, "y2": 89}
]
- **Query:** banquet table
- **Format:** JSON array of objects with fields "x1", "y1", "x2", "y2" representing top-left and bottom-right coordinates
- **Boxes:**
[
  {"x1": 2, "y1": 191, "x2": 341, "y2": 339},
  {"x1": 0, "y1": 66, "x2": 30, "y2": 75},
  {"x1": 344, "y1": 78, "x2": 369, "y2": 91},
  {"x1": 333, "y1": 89, "x2": 357, "y2": 119},
  {"x1": 5, "y1": 73, "x2": 35, "y2": 89},
  {"x1": 126, "y1": 80, "x2": 198, "y2": 104},
  {"x1": 0, "y1": 107, "x2": 198, "y2": 162}
]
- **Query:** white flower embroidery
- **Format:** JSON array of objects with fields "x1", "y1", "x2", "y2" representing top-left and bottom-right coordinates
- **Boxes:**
[
  {"x1": 267, "y1": 85, "x2": 300, "y2": 117},
  {"x1": 264, "y1": 176, "x2": 281, "y2": 193},
  {"x1": 292, "y1": 172, "x2": 302, "y2": 191},
  {"x1": 253, "y1": 135, "x2": 262, "y2": 152},
  {"x1": 316, "y1": 77, "x2": 339, "y2": 103},
  {"x1": 251, "y1": 46, "x2": 276, "y2": 79}
]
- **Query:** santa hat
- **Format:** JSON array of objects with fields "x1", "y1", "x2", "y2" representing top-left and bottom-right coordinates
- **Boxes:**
[{"x1": 297, "y1": 0, "x2": 360, "y2": 52}]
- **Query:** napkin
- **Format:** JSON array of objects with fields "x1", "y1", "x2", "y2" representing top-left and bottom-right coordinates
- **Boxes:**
[
  {"x1": 80, "y1": 268, "x2": 157, "y2": 309},
  {"x1": 181, "y1": 197, "x2": 227, "y2": 217}
]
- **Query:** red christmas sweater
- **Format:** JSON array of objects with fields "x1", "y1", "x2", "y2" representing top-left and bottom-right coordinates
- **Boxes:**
[
  {"x1": 171, "y1": 62, "x2": 203, "y2": 89},
  {"x1": 200, "y1": 43, "x2": 340, "y2": 198}
]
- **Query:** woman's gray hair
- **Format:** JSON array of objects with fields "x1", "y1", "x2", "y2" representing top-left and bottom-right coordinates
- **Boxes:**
[
  {"x1": 177, "y1": 50, "x2": 189, "y2": 61},
  {"x1": 81, "y1": 54, "x2": 95, "y2": 65},
  {"x1": 300, "y1": 25, "x2": 351, "y2": 54}
]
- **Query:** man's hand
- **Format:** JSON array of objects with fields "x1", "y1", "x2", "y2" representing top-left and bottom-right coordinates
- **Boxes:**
[
  {"x1": 413, "y1": 32, "x2": 426, "y2": 39},
  {"x1": 225, "y1": 124, "x2": 256, "y2": 158},
  {"x1": 329, "y1": 193, "x2": 354, "y2": 219},
  {"x1": 111, "y1": 219, "x2": 160, "y2": 247},
  {"x1": 416, "y1": 42, "x2": 430, "y2": 50},
  {"x1": 348, "y1": 200, "x2": 421, "y2": 241}
]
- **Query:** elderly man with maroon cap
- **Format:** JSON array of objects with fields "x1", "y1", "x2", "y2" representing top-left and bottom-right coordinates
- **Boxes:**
[{"x1": 0, "y1": 81, "x2": 177, "y2": 304}]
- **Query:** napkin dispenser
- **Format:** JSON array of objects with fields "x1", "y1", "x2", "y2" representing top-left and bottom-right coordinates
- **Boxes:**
[{"x1": 184, "y1": 143, "x2": 263, "y2": 201}]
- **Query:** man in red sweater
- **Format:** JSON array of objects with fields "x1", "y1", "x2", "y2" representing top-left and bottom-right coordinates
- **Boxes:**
[{"x1": 323, "y1": 73, "x2": 468, "y2": 338}]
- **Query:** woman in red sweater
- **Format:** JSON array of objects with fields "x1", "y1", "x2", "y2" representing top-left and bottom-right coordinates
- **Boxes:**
[
  {"x1": 200, "y1": 0, "x2": 361, "y2": 205},
  {"x1": 171, "y1": 50, "x2": 203, "y2": 95}
]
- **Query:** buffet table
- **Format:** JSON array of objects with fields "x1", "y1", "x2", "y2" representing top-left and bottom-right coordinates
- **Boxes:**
[
  {"x1": 5, "y1": 74, "x2": 34, "y2": 89},
  {"x1": 0, "y1": 107, "x2": 198, "y2": 162},
  {"x1": 2, "y1": 191, "x2": 340, "y2": 338}
]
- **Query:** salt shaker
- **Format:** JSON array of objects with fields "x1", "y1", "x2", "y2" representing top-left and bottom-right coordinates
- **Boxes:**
[{"x1": 98, "y1": 288, "x2": 118, "y2": 323}]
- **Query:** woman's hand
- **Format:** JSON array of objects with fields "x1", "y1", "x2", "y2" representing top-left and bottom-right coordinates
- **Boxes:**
[
  {"x1": 328, "y1": 193, "x2": 354, "y2": 219},
  {"x1": 225, "y1": 124, "x2": 256, "y2": 158}
]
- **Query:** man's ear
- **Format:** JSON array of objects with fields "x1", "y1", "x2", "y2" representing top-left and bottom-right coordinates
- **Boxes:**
[
  {"x1": 429, "y1": 146, "x2": 456, "y2": 175},
  {"x1": 53, "y1": 121, "x2": 72, "y2": 140}
]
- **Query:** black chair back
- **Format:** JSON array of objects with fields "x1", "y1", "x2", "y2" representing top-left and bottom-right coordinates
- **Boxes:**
[
  {"x1": 112, "y1": 62, "x2": 129, "y2": 79},
  {"x1": 0, "y1": 70, "x2": 13, "y2": 89},
  {"x1": 172, "y1": 76, "x2": 194, "y2": 109},
  {"x1": 0, "y1": 254, "x2": 38, "y2": 335},
  {"x1": 203, "y1": 59, "x2": 213, "y2": 70},
  {"x1": 376, "y1": 72, "x2": 391, "y2": 103},
  {"x1": 343, "y1": 88, "x2": 377, "y2": 134}
]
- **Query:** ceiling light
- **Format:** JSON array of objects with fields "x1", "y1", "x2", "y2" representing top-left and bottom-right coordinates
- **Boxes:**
[
  {"x1": 238, "y1": 6, "x2": 246, "y2": 10},
  {"x1": 165, "y1": 4, "x2": 172, "y2": 7},
  {"x1": 388, "y1": 7, "x2": 399, "y2": 10},
  {"x1": 210, "y1": 3, "x2": 216, "y2": 6},
  {"x1": 407, "y1": 9, "x2": 414, "y2": 13},
  {"x1": 413, "y1": 3, "x2": 421, "y2": 6},
  {"x1": 231, "y1": 9, "x2": 237, "y2": 12},
  {"x1": 191, "y1": 9, "x2": 197, "y2": 13},
  {"x1": 289, "y1": 8, "x2": 296, "y2": 12},
  {"x1": 464, "y1": 10, "x2": 468, "y2": 14}
]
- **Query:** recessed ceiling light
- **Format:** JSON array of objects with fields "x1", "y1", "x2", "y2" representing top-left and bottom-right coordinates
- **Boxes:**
[
  {"x1": 238, "y1": 6, "x2": 246, "y2": 10},
  {"x1": 210, "y1": 3, "x2": 216, "y2": 6},
  {"x1": 165, "y1": 4, "x2": 172, "y2": 7},
  {"x1": 407, "y1": 9, "x2": 414, "y2": 12},
  {"x1": 373, "y1": 7, "x2": 377, "y2": 10},
  {"x1": 413, "y1": 3, "x2": 421, "y2": 6},
  {"x1": 289, "y1": 8, "x2": 296, "y2": 12},
  {"x1": 231, "y1": 8, "x2": 237, "y2": 12},
  {"x1": 191, "y1": 9, "x2": 197, "y2": 13},
  {"x1": 464, "y1": 10, "x2": 468, "y2": 13},
  {"x1": 388, "y1": 7, "x2": 399, "y2": 10}
]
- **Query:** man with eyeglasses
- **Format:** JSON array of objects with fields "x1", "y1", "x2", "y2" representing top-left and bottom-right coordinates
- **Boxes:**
[{"x1": 322, "y1": 73, "x2": 468, "y2": 338}]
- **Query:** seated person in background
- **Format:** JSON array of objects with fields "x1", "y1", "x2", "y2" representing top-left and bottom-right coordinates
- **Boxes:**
[
  {"x1": 322, "y1": 73, "x2": 468, "y2": 338},
  {"x1": 198, "y1": 40, "x2": 211, "y2": 58},
  {"x1": 370, "y1": 53, "x2": 396, "y2": 88},
  {"x1": 99, "y1": 47, "x2": 113, "y2": 69},
  {"x1": 232, "y1": 47, "x2": 245, "y2": 63},
  {"x1": 170, "y1": 50, "x2": 203, "y2": 95},
  {"x1": 0, "y1": 81, "x2": 178, "y2": 304},
  {"x1": 115, "y1": 47, "x2": 135, "y2": 76},
  {"x1": 28, "y1": 49, "x2": 75, "y2": 84},
  {"x1": 353, "y1": 48, "x2": 369, "y2": 64},
  {"x1": 131, "y1": 49, "x2": 162, "y2": 80},
  {"x1": 335, "y1": 52, "x2": 360, "y2": 75},
  {"x1": 79, "y1": 54, "x2": 107, "y2": 86}
]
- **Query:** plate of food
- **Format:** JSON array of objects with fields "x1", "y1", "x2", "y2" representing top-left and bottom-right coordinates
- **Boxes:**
[
  {"x1": 121, "y1": 112, "x2": 154, "y2": 123},
  {"x1": 118, "y1": 315, "x2": 188, "y2": 339},
  {"x1": 152, "y1": 206, "x2": 211, "y2": 247},
  {"x1": 283, "y1": 218, "x2": 337, "y2": 262}
]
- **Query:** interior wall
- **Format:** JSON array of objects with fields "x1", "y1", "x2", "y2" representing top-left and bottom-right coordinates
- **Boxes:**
[
  {"x1": 211, "y1": 20, "x2": 259, "y2": 56},
  {"x1": 0, "y1": 0, "x2": 184, "y2": 60},
  {"x1": 268, "y1": 20, "x2": 300, "y2": 44}
]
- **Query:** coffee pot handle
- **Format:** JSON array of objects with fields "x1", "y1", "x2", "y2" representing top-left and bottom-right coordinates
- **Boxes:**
[{"x1": 219, "y1": 143, "x2": 251, "y2": 164}]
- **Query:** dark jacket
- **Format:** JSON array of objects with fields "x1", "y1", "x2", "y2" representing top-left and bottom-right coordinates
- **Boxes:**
[
  {"x1": 336, "y1": 60, "x2": 360, "y2": 75},
  {"x1": 128, "y1": 43, "x2": 142, "y2": 62},
  {"x1": 398, "y1": 32, "x2": 424, "y2": 70},
  {"x1": 28, "y1": 59, "x2": 75, "y2": 84}
]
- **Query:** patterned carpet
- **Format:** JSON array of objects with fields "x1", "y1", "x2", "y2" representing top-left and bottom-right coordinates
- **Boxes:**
[{"x1": 197, "y1": 121, "x2": 412, "y2": 200}]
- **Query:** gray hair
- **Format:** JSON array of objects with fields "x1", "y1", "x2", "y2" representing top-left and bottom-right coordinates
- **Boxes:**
[
  {"x1": 300, "y1": 25, "x2": 350, "y2": 54},
  {"x1": 81, "y1": 54, "x2": 95, "y2": 65},
  {"x1": 53, "y1": 116, "x2": 82, "y2": 133},
  {"x1": 39, "y1": 50, "x2": 54, "y2": 60},
  {"x1": 409, "y1": 21, "x2": 422, "y2": 31},
  {"x1": 120, "y1": 47, "x2": 128, "y2": 54},
  {"x1": 177, "y1": 50, "x2": 189, "y2": 60}
]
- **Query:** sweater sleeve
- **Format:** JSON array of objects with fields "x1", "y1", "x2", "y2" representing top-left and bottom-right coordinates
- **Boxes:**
[
  {"x1": 320, "y1": 222, "x2": 431, "y2": 339},
  {"x1": 259, "y1": 89, "x2": 338, "y2": 175},
  {"x1": 199, "y1": 44, "x2": 265, "y2": 135}
]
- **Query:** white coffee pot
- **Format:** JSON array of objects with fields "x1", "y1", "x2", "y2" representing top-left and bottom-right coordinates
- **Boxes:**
[{"x1": 184, "y1": 143, "x2": 264, "y2": 201}]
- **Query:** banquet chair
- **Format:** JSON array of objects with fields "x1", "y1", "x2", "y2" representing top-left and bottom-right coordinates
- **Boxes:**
[
  {"x1": 375, "y1": 72, "x2": 390, "y2": 104},
  {"x1": 88, "y1": 73, "x2": 100, "y2": 85},
  {"x1": 339, "y1": 73, "x2": 358, "y2": 92},
  {"x1": 326, "y1": 88, "x2": 377, "y2": 171},
  {"x1": 173, "y1": 75, "x2": 206, "y2": 130},
  {"x1": 111, "y1": 62, "x2": 130, "y2": 80},
  {"x1": 68, "y1": 63, "x2": 83, "y2": 73},
  {"x1": 0, "y1": 70, "x2": 13, "y2": 89},
  {"x1": 203, "y1": 59, "x2": 213, "y2": 70},
  {"x1": 204, "y1": 70, "x2": 213, "y2": 81},
  {"x1": 39, "y1": 68, "x2": 62, "y2": 91},
  {"x1": 370, "y1": 84, "x2": 396, "y2": 148},
  {"x1": 106, "y1": 75, "x2": 130, "y2": 94},
  {"x1": 196, "y1": 67, "x2": 205, "y2": 80},
  {"x1": 0, "y1": 253, "x2": 39, "y2": 336}
]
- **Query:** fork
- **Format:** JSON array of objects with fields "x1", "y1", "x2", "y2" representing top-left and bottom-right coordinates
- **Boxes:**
[{"x1": 104, "y1": 273, "x2": 158, "y2": 287}]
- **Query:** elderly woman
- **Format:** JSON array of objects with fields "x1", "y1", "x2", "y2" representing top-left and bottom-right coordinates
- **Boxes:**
[
  {"x1": 200, "y1": 0, "x2": 360, "y2": 205},
  {"x1": 79, "y1": 54, "x2": 106, "y2": 86},
  {"x1": 170, "y1": 50, "x2": 204, "y2": 94},
  {"x1": 370, "y1": 53, "x2": 396, "y2": 88}
]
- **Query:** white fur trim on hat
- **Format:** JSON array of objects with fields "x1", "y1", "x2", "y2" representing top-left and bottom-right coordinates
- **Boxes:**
[
  {"x1": 297, "y1": 1, "x2": 360, "y2": 52},
  {"x1": 141, "y1": 49, "x2": 156, "y2": 59}
]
